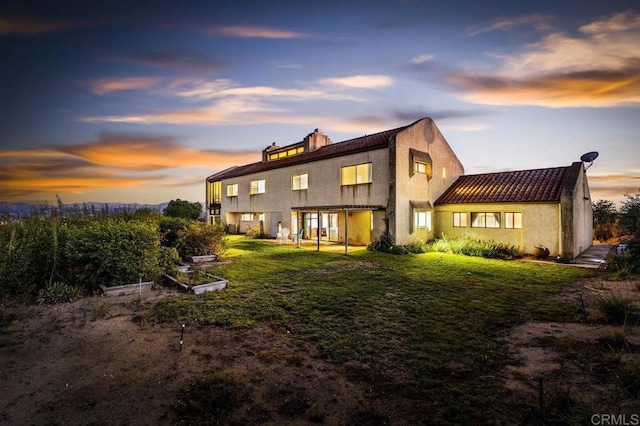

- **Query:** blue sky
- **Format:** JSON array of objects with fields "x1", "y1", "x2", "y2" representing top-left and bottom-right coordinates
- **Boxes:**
[{"x1": 1, "y1": 0, "x2": 638, "y2": 204}]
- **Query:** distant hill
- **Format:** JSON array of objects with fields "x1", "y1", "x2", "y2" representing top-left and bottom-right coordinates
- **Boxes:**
[{"x1": 0, "y1": 202, "x2": 173, "y2": 217}]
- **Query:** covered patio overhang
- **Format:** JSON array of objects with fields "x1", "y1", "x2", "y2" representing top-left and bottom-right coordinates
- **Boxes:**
[{"x1": 291, "y1": 205, "x2": 386, "y2": 254}]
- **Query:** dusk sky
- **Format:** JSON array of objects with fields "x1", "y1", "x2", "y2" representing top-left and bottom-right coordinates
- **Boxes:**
[{"x1": 1, "y1": 0, "x2": 638, "y2": 205}]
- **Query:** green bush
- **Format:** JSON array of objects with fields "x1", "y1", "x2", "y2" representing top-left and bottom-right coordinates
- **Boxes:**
[
  {"x1": 367, "y1": 231, "x2": 426, "y2": 255},
  {"x1": 158, "y1": 217, "x2": 192, "y2": 248},
  {"x1": 428, "y1": 234, "x2": 518, "y2": 260},
  {"x1": 159, "y1": 246, "x2": 181, "y2": 276},
  {"x1": 64, "y1": 219, "x2": 160, "y2": 290},
  {"x1": 36, "y1": 282, "x2": 83, "y2": 304},
  {"x1": 0, "y1": 218, "x2": 62, "y2": 296},
  {"x1": 177, "y1": 223, "x2": 227, "y2": 261}
]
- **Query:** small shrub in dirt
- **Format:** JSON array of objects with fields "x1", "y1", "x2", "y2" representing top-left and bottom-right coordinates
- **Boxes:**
[
  {"x1": 598, "y1": 331, "x2": 631, "y2": 351},
  {"x1": 594, "y1": 294, "x2": 638, "y2": 324},
  {"x1": 616, "y1": 361, "x2": 640, "y2": 399},
  {"x1": 174, "y1": 373, "x2": 241, "y2": 424},
  {"x1": 36, "y1": 282, "x2": 83, "y2": 305}
]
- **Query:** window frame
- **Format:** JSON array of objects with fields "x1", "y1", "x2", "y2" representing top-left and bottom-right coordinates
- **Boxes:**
[
  {"x1": 453, "y1": 212, "x2": 467, "y2": 227},
  {"x1": 413, "y1": 209, "x2": 432, "y2": 230},
  {"x1": 504, "y1": 212, "x2": 523, "y2": 229},
  {"x1": 250, "y1": 179, "x2": 266, "y2": 195},
  {"x1": 292, "y1": 172, "x2": 309, "y2": 191},
  {"x1": 471, "y1": 212, "x2": 501, "y2": 228},
  {"x1": 341, "y1": 162, "x2": 372, "y2": 186},
  {"x1": 241, "y1": 213, "x2": 253, "y2": 222},
  {"x1": 226, "y1": 183, "x2": 238, "y2": 197}
]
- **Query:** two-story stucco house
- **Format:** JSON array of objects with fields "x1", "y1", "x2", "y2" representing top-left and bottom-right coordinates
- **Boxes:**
[
  {"x1": 205, "y1": 117, "x2": 593, "y2": 258},
  {"x1": 205, "y1": 117, "x2": 464, "y2": 246}
]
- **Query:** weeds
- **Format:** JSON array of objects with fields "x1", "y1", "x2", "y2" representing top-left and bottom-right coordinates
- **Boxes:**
[
  {"x1": 594, "y1": 294, "x2": 638, "y2": 324},
  {"x1": 36, "y1": 282, "x2": 83, "y2": 305}
]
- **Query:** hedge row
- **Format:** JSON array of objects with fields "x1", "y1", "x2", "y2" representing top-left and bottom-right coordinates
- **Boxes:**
[{"x1": 0, "y1": 216, "x2": 227, "y2": 298}]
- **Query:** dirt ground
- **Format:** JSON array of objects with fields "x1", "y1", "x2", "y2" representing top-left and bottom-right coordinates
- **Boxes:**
[{"x1": 2, "y1": 274, "x2": 640, "y2": 425}]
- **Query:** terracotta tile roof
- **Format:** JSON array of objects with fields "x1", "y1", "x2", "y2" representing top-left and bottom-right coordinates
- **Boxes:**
[
  {"x1": 207, "y1": 125, "x2": 408, "y2": 181},
  {"x1": 435, "y1": 166, "x2": 572, "y2": 205}
]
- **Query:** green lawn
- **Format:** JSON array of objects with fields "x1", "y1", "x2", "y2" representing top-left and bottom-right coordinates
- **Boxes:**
[{"x1": 150, "y1": 236, "x2": 592, "y2": 422}]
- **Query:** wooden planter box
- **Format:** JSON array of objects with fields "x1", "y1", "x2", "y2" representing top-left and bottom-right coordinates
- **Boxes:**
[
  {"x1": 192, "y1": 255, "x2": 218, "y2": 263},
  {"x1": 99, "y1": 281, "x2": 154, "y2": 297},
  {"x1": 164, "y1": 271, "x2": 228, "y2": 295}
]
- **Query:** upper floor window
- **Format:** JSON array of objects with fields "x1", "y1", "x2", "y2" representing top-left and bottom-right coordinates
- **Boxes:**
[
  {"x1": 250, "y1": 179, "x2": 265, "y2": 195},
  {"x1": 226, "y1": 183, "x2": 238, "y2": 197},
  {"x1": 269, "y1": 146, "x2": 304, "y2": 161},
  {"x1": 453, "y1": 212, "x2": 467, "y2": 227},
  {"x1": 504, "y1": 212, "x2": 523, "y2": 229},
  {"x1": 292, "y1": 172, "x2": 308, "y2": 190},
  {"x1": 471, "y1": 212, "x2": 500, "y2": 228},
  {"x1": 208, "y1": 180, "x2": 221, "y2": 205},
  {"x1": 341, "y1": 163, "x2": 372, "y2": 186},
  {"x1": 414, "y1": 161, "x2": 431, "y2": 176},
  {"x1": 414, "y1": 209, "x2": 432, "y2": 230}
]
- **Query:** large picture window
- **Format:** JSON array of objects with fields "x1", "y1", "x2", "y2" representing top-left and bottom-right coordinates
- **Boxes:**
[
  {"x1": 341, "y1": 163, "x2": 372, "y2": 185},
  {"x1": 504, "y1": 212, "x2": 523, "y2": 229},
  {"x1": 226, "y1": 183, "x2": 238, "y2": 197},
  {"x1": 471, "y1": 212, "x2": 500, "y2": 228},
  {"x1": 453, "y1": 212, "x2": 467, "y2": 227},
  {"x1": 292, "y1": 172, "x2": 308, "y2": 190},
  {"x1": 250, "y1": 179, "x2": 265, "y2": 195}
]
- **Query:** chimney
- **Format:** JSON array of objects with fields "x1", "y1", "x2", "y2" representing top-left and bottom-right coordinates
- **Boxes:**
[{"x1": 304, "y1": 129, "x2": 331, "y2": 152}]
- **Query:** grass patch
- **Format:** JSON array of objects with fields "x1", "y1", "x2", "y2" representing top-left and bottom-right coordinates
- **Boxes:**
[{"x1": 151, "y1": 236, "x2": 591, "y2": 423}]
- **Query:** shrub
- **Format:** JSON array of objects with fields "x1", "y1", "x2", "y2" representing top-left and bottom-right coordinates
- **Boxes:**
[
  {"x1": 177, "y1": 223, "x2": 227, "y2": 261},
  {"x1": 0, "y1": 218, "x2": 62, "y2": 296},
  {"x1": 64, "y1": 219, "x2": 160, "y2": 290},
  {"x1": 428, "y1": 234, "x2": 518, "y2": 260},
  {"x1": 367, "y1": 231, "x2": 426, "y2": 255},
  {"x1": 36, "y1": 282, "x2": 83, "y2": 304},
  {"x1": 159, "y1": 246, "x2": 181, "y2": 276},
  {"x1": 245, "y1": 226, "x2": 262, "y2": 239},
  {"x1": 595, "y1": 294, "x2": 638, "y2": 324},
  {"x1": 158, "y1": 217, "x2": 192, "y2": 248}
]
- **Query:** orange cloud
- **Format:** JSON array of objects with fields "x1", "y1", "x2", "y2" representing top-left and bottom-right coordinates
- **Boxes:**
[
  {"x1": 446, "y1": 10, "x2": 640, "y2": 108},
  {"x1": 210, "y1": 25, "x2": 306, "y2": 39},
  {"x1": 0, "y1": 133, "x2": 260, "y2": 202},
  {"x1": 90, "y1": 77, "x2": 164, "y2": 95}
]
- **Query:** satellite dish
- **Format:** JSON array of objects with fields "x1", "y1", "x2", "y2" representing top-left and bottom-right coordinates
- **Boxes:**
[
  {"x1": 580, "y1": 151, "x2": 599, "y2": 171},
  {"x1": 580, "y1": 151, "x2": 599, "y2": 163}
]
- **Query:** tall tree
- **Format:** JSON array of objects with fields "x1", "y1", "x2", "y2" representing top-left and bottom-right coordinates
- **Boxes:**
[{"x1": 163, "y1": 199, "x2": 203, "y2": 220}]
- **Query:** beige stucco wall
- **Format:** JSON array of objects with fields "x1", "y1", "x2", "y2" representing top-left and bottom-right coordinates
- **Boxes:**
[
  {"x1": 434, "y1": 202, "x2": 562, "y2": 256},
  {"x1": 392, "y1": 118, "x2": 464, "y2": 244},
  {"x1": 218, "y1": 148, "x2": 389, "y2": 238},
  {"x1": 570, "y1": 165, "x2": 594, "y2": 257}
]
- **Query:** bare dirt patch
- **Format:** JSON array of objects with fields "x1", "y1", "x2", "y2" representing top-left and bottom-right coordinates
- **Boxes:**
[
  {"x1": 503, "y1": 276, "x2": 640, "y2": 416},
  {"x1": 0, "y1": 289, "x2": 370, "y2": 425},
  {"x1": 3, "y1": 275, "x2": 640, "y2": 424}
]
